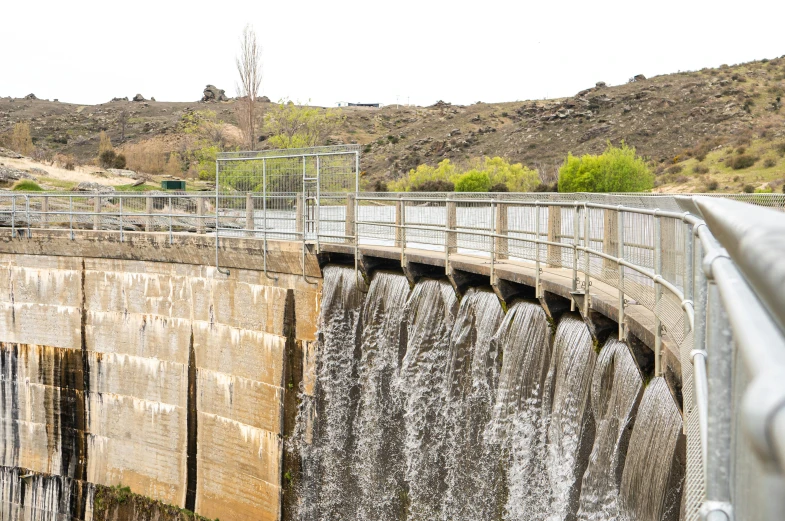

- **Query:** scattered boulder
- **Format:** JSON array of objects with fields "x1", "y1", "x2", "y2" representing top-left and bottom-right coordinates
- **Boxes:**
[
  {"x1": 74, "y1": 182, "x2": 115, "y2": 192},
  {"x1": 595, "y1": 81, "x2": 607, "y2": 88},
  {"x1": 202, "y1": 85, "x2": 229, "y2": 102},
  {"x1": 633, "y1": 74, "x2": 647, "y2": 82},
  {"x1": 131, "y1": 179, "x2": 145, "y2": 187},
  {"x1": 579, "y1": 124, "x2": 612, "y2": 143},
  {"x1": 132, "y1": 94, "x2": 146, "y2": 102},
  {"x1": 150, "y1": 97, "x2": 156, "y2": 102},
  {"x1": 430, "y1": 100, "x2": 452, "y2": 108},
  {"x1": 24, "y1": 93, "x2": 37, "y2": 100},
  {"x1": 111, "y1": 97, "x2": 129, "y2": 102},
  {"x1": 107, "y1": 168, "x2": 144, "y2": 180},
  {"x1": 29, "y1": 167, "x2": 49, "y2": 176},
  {"x1": 576, "y1": 88, "x2": 592, "y2": 97},
  {"x1": 259, "y1": 95, "x2": 271, "y2": 103},
  {"x1": 0, "y1": 147, "x2": 23, "y2": 159},
  {"x1": 0, "y1": 166, "x2": 34, "y2": 182}
]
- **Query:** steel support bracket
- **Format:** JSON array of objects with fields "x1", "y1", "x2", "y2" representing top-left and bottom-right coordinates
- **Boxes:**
[{"x1": 699, "y1": 500, "x2": 734, "y2": 521}]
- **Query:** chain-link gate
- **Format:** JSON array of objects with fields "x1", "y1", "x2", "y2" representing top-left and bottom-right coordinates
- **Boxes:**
[{"x1": 214, "y1": 145, "x2": 360, "y2": 280}]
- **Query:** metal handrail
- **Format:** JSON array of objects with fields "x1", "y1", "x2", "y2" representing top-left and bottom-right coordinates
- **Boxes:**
[{"x1": 1, "y1": 190, "x2": 785, "y2": 518}]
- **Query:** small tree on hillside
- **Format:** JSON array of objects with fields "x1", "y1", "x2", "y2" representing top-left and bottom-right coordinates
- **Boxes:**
[
  {"x1": 97, "y1": 131, "x2": 116, "y2": 168},
  {"x1": 265, "y1": 100, "x2": 343, "y2": 149},
  {"x1": 11, "y1": 122, "x2": 34, "y2": 156},
  {"x1": 236, "y1": 24, "x2": 263, "y2": 150},
  {"x1": 558, "y1": 141, "x2": 654, "y2": 193}
]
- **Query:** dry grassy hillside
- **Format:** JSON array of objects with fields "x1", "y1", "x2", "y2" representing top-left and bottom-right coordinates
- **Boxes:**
[{"x1": 2, "y1": 56, "x2": 785, "y2": 193}]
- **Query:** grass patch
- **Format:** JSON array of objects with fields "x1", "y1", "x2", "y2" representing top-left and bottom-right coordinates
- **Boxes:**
[{"x1": 12, "y1": 180, "x2": 43, "y2": 191}]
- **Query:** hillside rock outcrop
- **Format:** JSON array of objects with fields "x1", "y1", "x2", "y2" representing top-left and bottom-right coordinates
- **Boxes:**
[{"x1": 202, "y1": 85, "x2": 229, "y2": 102}]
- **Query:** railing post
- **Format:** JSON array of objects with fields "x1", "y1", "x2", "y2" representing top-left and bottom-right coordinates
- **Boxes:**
[
  {"x1": 119, "y1": 196, "x2": 124, "y2": 242},
  {"x1": 41, "y1": 196, "x2": 48, "y2": 230},
  {"x1": 583, "y1": 204, "x2": 591, "y2": 316},
  {"x1": 397, "y1": 195, "x2": 406, "y2": 266},
  {"x1": 548, "y1": 205, "x2": 562, "y2": 267},
  {"x1": 495, "y1": 199, "x2": 508, "y2": 260},
  {"x1": 93, "y1": 196, "x2": 101, "y2": 231},
  {"x1": 534, "y1": 201, "x2": 541, "y2": 298},
  {"x1": 145, "y1": 195, "x2": 153, "y2": 232},
  {"x1": 196, "y1": 197, "x2": 204, "y2": 234},
  {"x1": 654, "y1": 212, "x2": 663, "y2": 376},
  {"x1": 246, "y1": 192, "x2": 255, "y2": 237},
  {"x1": 603, "y1": 209, "x2": 618, "y2": 271},
  {"x1": 618, "y1": 208, "x2": 625, "y2": 340},
  {"x1": 571, "y1": 204, "x2": 579, "y2": 311},
  {"x1": 445, "y1": 199, "x2": 456, "y2": 275},
  {"x1": 345, "y1": 193, "x2": 355, "y2": 244},
  {"x1": 295, "y1": 196, "x2": 304, "y2": 238}
]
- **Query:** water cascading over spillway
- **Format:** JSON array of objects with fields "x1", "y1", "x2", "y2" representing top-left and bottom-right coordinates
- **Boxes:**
[
  {"x1": 352, "y1": 271, "x2": 410, "y2": 521},
  {"x1": 543, "y1": 315, "x2": 597, "y2": 520},
  {"x1": 576, "y1": 339, "x2": 644, "y2": 520},
  {"x1": 441, "y1": 288, "x2": 505, "y2": 521},
  {"x1": 619, "y1": 377, "x2": 685, "y2": 521},
  {"x1": 490, "y1": 301, "x2": 553, "y2": 520},
  {"x1": 298, "y1": 266, "x2": 686, "y2": 521},
  {"x1": 397, "y1": 278, "x2": 458, "y2": 520},
  {"x1": 295, "y1": 265, "x2": 365, "y2": 521}
]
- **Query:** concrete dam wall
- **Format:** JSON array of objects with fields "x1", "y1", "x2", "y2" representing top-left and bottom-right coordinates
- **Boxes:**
[{"x1": 0, "y1": 232, "x2": 321, "y2": 521}]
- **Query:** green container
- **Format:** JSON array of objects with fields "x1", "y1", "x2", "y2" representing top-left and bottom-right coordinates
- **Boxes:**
[{"x1": 161, "y1": 180, "x2": 186, "y2": 190}]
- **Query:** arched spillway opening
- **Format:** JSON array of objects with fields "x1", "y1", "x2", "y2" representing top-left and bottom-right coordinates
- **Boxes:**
[{"x1": 291, "y1": 264, "x2": 684, "y2": 521}]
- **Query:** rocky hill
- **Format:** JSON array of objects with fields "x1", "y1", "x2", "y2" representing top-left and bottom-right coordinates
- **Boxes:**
[{"x1": 2, "y1": 57, "x2": 785, "y2": 193}]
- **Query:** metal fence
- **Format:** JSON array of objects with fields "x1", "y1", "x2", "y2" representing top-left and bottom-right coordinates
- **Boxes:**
[{"x1": 0, "y1": 189, "x2": 784, "y2": 519}]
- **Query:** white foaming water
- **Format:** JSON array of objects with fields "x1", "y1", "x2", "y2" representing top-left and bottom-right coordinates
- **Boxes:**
[
  {"x1": 490, "y1": 301, "x2": 552, "y2": 521},
  {"x1": 619, "y1": 377, "x2": 685, "y2": 521},
  {"x1": 577, "y1": 339, "x2": 643, "y2": 521},
  {"x1": 352, "y1": 271, "x2": 410, "y2": 521},
  {"x1": 441, "y1": 288, "x2": 504, "y2": 521},
  {"x1": 543, "y1": 315, "x2": 597, "y2": 521},
  {"x1": 397, "y1": 278, "x2": 457, "y2": 521}
]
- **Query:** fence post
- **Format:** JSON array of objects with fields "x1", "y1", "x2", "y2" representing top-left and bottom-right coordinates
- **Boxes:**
[
  {"x1": 446, "y1": 199, "x2": 457, "y2": 271},
  {"x1": 246, "y1": 192, "x2": 255, "y2": 237},
  {"x1": 345, "y1": 194, "x2": 355, "y2": 244},
  {"x1": 654, "y1": 213, "x2": 663, "y2": 376},
  {"x1": 617, "y1": 209, "x2": 625, "y2": 340},
  {"x1": 295, "y1": 196, "x2": 304, "y2": 238},
  {"x1": 495, "y1": 200, "x2": 508, "y2": 260},
  {"x1": 93, "y1": 196, "x2": 101, "y2": 231},
  {"x1": 548, "y1": 205, "x2": 562, "y2": 267},
  {"x1": 41, "y1": 196, "x2": 48, "y2": 230},
  {"x1": 603, "y1": 209, "x2": 618, "y2": 271},
  {"x1": 145, "y1": 196, "x2": 153, "y2": 232},
  {"x1": 395, "y1": 196, "x2": 404, "y2": 248},
  {"x1": 196, "y1": 197, "x2": 204, "y2": 234}
]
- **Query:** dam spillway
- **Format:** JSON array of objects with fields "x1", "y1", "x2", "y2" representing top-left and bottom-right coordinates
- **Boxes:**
[{"x1": 296, "y1": 265, "x2": 684, "y2": 521}]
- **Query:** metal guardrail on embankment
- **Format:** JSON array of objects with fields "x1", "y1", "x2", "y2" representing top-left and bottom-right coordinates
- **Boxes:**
[{"x1": 0, "y1": 190, "x2": 784, "y2": 520}]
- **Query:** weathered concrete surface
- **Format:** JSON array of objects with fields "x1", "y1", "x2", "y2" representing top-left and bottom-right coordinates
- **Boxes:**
[{"x1": 0, "y1": 231, "x2": 321, "y2": 521}]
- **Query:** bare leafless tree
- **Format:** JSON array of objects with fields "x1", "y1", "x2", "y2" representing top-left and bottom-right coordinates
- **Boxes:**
[
  {"x1": 118, "y1": 110, "x2": 129, "y2": 143},
  {"x1": 236, "y1": 25, "x2": 263, "y2": 150}
]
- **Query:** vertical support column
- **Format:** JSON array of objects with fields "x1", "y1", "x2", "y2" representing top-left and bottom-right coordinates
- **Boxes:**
[
  {"x1": 547, "y1": 205, "x2": 562, "y2": 267},
  {"x1": 445, "y1": 199, "x2": 456, "y2": 275},
  {"x1": 196, "y1": 197, "x2": 204, "y2": 234},
  {"x1": 93, "y1": 196, "x2": 101, "y2": 231},
  {"x1": 534, "y1": 202, "x2": 541, "y2": 298},
  {"x1": 145, "y1": 195, "x2": 153, "y2": 232},
  {"x1": 295, "y1": 197, "x2": 304, "y2": 238},
  {"x1": 41, "y1": 196, "x2": 48, "y2": 230},
  {"x1": 583, "y1": 204, "x2": 591, "y2": 316},
  {"x1": 571, "y1": 204, "x2": 579, "y2": 312},
  {"x1": 495, "y1": 200, "x2": 508, "y2": 260},
  {"x1": 245, "y1": 192, "x2": 254, "y2": 237},
  {"x1": 397, "y1": 195, "x2": 406, "y2": 267},
  {"x1": 654, "y1": 213, "x2": 663, "y2": 376},
  {"x1": 618, "y1": 209, "x2": 625, "y2": 340},
  {"x1": 345, "y1": 194, "x2": 355, "y2": 244},
  {"x1": 603, "y1": 209, "x2": 618, "y2": 271},
  {"x1": 693, "y1": 230, "x2": 709, "y2": 463}
]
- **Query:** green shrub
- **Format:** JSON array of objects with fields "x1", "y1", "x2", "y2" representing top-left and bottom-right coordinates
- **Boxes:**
[
  {"x1": 490, "y1": 183, "x2": 509, "y2": 192},
  {"x1": 776, "y1": 143, "x2": 785, "y2": 156},
  {"x1": 455, "y1": 171, "x2": 492, "y2": 192},
  {"x1": 729, "y1": 155, "x2": 757, "y2": 169},
  {"x1": 706, "y1": 180, "x2": 719, "y2": 191},
  {"x1": 667, "y1": 165, "x2": 683, "y2": 174},
  {"x1": 693, "y1": 164, "x2": 709, "y2": 174},
  {"x1": 411, "y1": 179, "x2": 454, "y2": 192},
  {"x1": 12, "y1": 180, "x2": 43, "y2": 191},
  {"x1": 558, "y1": 141, "x2": 654, "y2": 193},
  {"x1": 99, "y1": 149, "x2": 117, "y2": 168},
  {"x1": 743, "y1": 184, "x2": 755, "y2": 193},
  {"x1": 113, "y1": 154, "x2": 127, "y2": 169},
  {"x1": 391, "y1": 156, "x2": 539, "y2": 192},
  {"x1": 764, "y1": 158, "x2": 777, "y2": 168}
]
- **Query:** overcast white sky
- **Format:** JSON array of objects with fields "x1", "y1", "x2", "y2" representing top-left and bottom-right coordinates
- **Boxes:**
[{"x1": 2, "y1": 0, "x2": 784, "y2": 107}]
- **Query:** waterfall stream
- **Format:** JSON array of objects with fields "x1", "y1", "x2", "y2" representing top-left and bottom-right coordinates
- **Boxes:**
[{"x1": 298, "y1": 266, "x2": 685, "y2": 521}]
